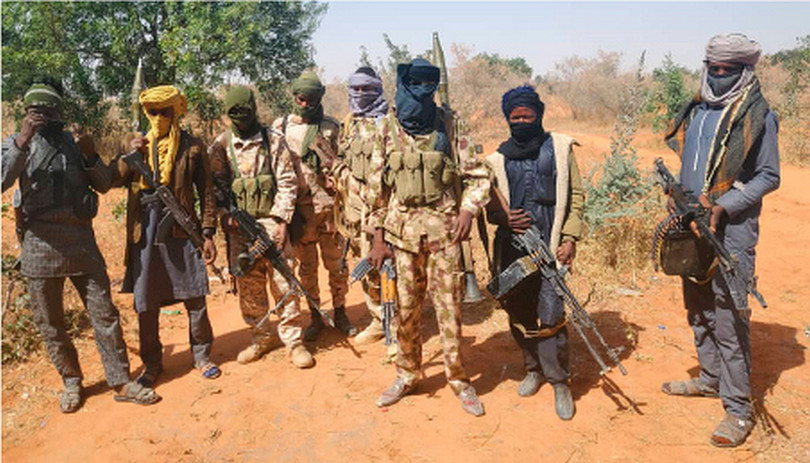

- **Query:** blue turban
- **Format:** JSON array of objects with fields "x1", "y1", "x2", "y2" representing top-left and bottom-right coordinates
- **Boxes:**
[
  {"x1": 501, "y1": 85, "x2": 545, "y2": 120},
  {"x1": 395, "y1": 58, "x2": 440, "y2": 136}
]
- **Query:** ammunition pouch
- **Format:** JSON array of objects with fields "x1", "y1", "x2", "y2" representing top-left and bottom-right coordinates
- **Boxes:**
[
  {"x1": 231, "y1": 174, "x2": 276, "y2": 219},
  {"x1": 73, "y1": 188, "x2": 99, "y2": 221},
  {"x1": 346, "y1": 137, "x2": 374, "y2": 182},
  {"x1": 386, "y1": 146, "x2": 456, "y2": 207},
  {"x1": 487, "y1": 255, "x2": 541, "y2": 301},
  {"x1": 653, "y1": 215, "x2": 716, "y2": 281}
]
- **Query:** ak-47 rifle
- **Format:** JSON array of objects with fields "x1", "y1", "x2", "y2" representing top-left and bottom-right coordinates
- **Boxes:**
[
  {"x1": 652, "y1": 158, "x2": 767, "y2": 310},
  {"x1": 123, "y1": 150, "x2": 226, "y2": 283},
  {"x1": 380, "y1": 258, "x2": 397, "y2": 345},
  {"x1": 431, "y1": 32, "x2": 485, "y2": 303},
  {"x1": 227, "y1": 202, "x2": 335, "y2": 330}
]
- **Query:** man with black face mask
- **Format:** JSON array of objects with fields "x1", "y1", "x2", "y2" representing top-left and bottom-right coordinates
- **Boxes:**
[
  {"x1": 2, "y1": 78, "x2": 161, "y2": 413},
  {"x1": 484, "y1": 85, "x2": 584, "y2": 420},
  {"x1": 661, "y1": 33, "x2": 780, "y2": 448}
]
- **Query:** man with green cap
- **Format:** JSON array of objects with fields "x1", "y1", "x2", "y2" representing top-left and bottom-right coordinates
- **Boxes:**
[
  {"x1": 2, "y1": 77, "x2": 161, "y2": 412},
  {"x1": 209, "y1": 85, "x2": 313, "y2": 368},
  {"x1": 272, "y1": 71, "x2": 354, "y2": 342}
]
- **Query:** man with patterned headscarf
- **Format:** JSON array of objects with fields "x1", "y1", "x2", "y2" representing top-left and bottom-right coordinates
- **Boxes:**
[
  {"x1": 2, "y1": 78, "x2": 160, "y2": 412},
  {"x1": 484, "y1": 85, "x2": 584, "y2": 420},
  {"x1": 367, "y1": 58, "x2": 491, "y2": 416},
  {"x1": 330, "y1": 67, "x2": 392, "y2": 348},
  {"x1": 662, "y1": 33, "x2": 780, "y2": 447},
  {"x1": 273, "y1": 71, "x2": 354, "y2": 343},
  {"x1": 112, "y1": 85, "x2": 221, "y2": 386},
  {"x1": 209, "y1": 85, "x2": 313, "y2": 368}
]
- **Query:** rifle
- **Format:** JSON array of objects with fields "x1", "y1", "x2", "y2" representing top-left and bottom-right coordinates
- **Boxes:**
[
  {"x1": 431, "y1": 32, "x2": 484, "y2": 303},
  {"x1": 380, "y1": 258, "x2": 397, "y2": 346},
  {"x1": 489, "y1": 225, "x2": 628, "y2": 377},
  {"x1": 227, "y1": 203, "x2": 334, "y2": 330},
  {"x1": 652, "y1": 158, "x2": 767, "y2": 310},
  {"x1": 123, "y1": 150, "x2": 225, "y2": 283}
]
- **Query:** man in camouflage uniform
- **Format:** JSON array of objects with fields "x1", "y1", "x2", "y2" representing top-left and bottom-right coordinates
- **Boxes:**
[
  {"x1": 273, "y1": 72, "x2": 354, "y2": 341},
  {"x1": 1, "y1": 79, "x2": 160, "y2": 412},
  {"x1": 368, "y1": 59, "x2": 491, "y2": 416},
  {"x1": 210, "y1": 86, "x2": 313, "y2": 368},
  {"x1": 331, "y1": 67, "x2": 392, "y2": 348}
]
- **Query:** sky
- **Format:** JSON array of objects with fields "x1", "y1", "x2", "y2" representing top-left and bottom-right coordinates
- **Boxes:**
[{"x1": 311, "y1": 1, "x2": 810, "y2": 81}]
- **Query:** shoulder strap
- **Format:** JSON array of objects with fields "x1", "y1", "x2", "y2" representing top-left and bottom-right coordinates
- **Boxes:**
[
  {"x1": 385, "y1": 115, "x2": 403, "y2": 153},
  {"x1": 226, "y1": 130, "x2": 241, "y2": 179}
]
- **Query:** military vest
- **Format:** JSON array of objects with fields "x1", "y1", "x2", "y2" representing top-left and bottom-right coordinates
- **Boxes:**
[
  {"x1": 341, "y1": 116, "x2": 375, "y2": 183},
  {"x1": 227, "y1": 127, "x2": 277, "y2": 218},
  {"x1": 19, "y1": 132, "x2": 98, "y2": 221},
  {"x1": 384, "y1": 113, "x2": 457, "y2": 207}
]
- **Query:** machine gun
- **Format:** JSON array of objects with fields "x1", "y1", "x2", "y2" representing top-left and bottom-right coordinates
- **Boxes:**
[
  {"x1": 431, "y1": 32, "x2": 485, "y2": 303},
  {"x1": 123, "y1": 150, "x2": 225, "y2": 283},
  {"x1": 652, "y1": 158, "x2": 767, "y2": 310},
  {"x1": 227, "y1": 203, "x2": 334, "y2": 330},
  {"x1": 488, "y1": 226, "x2": 628, "y2": 377}
]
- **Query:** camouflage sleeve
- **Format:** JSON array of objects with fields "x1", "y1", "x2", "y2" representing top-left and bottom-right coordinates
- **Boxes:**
[
  {"x1": 455, "y1": 117, "x2": 491, "y2": 216},
  {"x1": 561, "y1": 148, "x2": 585, "y2": 242},
  {"x1": 366, "y1": 117, "x2": 390, "y2": 229},
  {"x1": 270, "y1": 136, "x2": 298, "y2": 224}
]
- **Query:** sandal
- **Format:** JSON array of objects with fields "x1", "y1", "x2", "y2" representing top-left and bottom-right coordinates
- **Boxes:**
[
  {"x1": 59, "y1": 383, "x2": 83, "y2": 414},
  {"x1": 198, "y1": 362, "x2": 221, "y2": 380},
  {"x1": 136, "y1": 364, "x2": 163, "y2": 388},
  {"x1": 114, "y1": 381, "x2": 162, "y2": 406},
  {"x1": 661, "y1": 378, "x2": 719, "y2": 398},
  {"x1": 710, "y1": 413, "x2": 754, "y2": 448}
]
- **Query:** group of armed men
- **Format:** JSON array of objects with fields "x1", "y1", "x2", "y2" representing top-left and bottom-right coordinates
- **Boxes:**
[{"x1": 2, "y1": 33, "x2": 780, "y2": 448}]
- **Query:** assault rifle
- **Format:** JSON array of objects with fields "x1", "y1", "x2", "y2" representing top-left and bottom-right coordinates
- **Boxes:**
[
  {"x1": 227, "y1": 203, "x2": 334, "y2": 330},
  {"x1": 653, "y1": 158, "x2": 767, "y2": 309},
  {"x1": 123, "y1": 150, "x2": 225, "y2": 283},
  {"x1": 380, "y1": 258, "x2": 397, "y2": 346},
  {"x1": 489, "y1": 226, "x2": 628, "y2": 377}
]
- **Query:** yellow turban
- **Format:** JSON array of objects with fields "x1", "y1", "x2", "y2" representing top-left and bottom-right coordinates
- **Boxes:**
[{"x1": 139, "y1": 85, "x2": 187, "y2": 187}]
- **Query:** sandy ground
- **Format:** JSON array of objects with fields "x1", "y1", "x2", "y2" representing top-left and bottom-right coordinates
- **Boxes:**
[{"x1": 2, "y1": 128, "x2": 808, "y2": 462}]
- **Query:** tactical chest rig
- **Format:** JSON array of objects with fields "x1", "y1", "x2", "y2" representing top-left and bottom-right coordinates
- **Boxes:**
[
  {"x1": 384, "y1": 110, "x2": 457, "y2": 207},
  {"x1": 227, "y1": 127, "x2": 277, "y2": 219}
]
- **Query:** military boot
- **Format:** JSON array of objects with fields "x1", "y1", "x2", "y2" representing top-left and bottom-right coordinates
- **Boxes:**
[
  {"x1": 289, "y1": 344, "x2": 314, "y2": 368},
  {"x1": 303, "y1": 309, "x2": 324, "y2": 342},
  {"x1": 333, "y1": 306, "x2": 357, "y2": 337},
  {"x1": 237, "y1": 342, "x2": 272, "y2": 365},
  {"x1": 354, "y1": 318, "x2": 384, "y2": 345}
]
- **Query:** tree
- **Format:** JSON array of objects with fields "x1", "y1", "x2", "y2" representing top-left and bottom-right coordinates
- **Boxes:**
[
  {"x1": 771, "y1": 35, "x2": 810, "y2": 120},
  {"x1": 645, "y1": 53, "x2": 696, "y2": 132},
  {"x1": 2, "y1": 1, "x2": 327, "y2": 133},
  {"x1": 474, "y1": 52, "x2": 532, "y2": 79}
]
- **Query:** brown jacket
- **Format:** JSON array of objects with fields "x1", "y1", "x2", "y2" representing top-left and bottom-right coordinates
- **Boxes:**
[{"x1": 112, "y1": 130, "x2": 216, "y2": 265}]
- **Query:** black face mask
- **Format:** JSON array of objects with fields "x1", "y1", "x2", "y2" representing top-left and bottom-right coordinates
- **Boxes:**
[
  {"x1": 707, "y1": 70, "x2": 743, "y2": 97},
  {"x1": 39, "y1": 119, "x2": 65, "y2": 139},
  {"x1": 509, "y1": 121, "x2": 543, "y2": 143}
]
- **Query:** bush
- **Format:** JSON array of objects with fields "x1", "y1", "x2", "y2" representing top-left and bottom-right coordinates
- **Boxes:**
[
  {"x1": 644, "y1": 53, "x2": 698, "y2": 133},
  {"x1": 583, "y1": 54, "x2": 661, "y2": 282}
]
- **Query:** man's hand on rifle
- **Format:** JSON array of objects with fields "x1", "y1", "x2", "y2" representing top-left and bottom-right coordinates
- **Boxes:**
[
  {"x1": 451, "y1": 209, "x2": 474, "y2": 244},
  {"x1": 203, "y1": 237, "x2": 217, "y2": 265},
  {"x1": 369, "y1": 228, "x2": 392, "y2": 269},
  {"x1": 556, "y1": 240, "x2": 576, "y2": 266},
  {"x1": 689, "y1": 194, "x2": 726, "y2": 237},
  {"x1": 129, "y1": 135, "x2": 148, "y2": 154}
]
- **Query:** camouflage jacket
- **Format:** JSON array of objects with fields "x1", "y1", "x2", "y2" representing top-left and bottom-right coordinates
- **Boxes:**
[
  {"x1": 209, "y1": 126, "x2": 298, "y2": 225},
  {"x1": 272, "y1": 114, "x2": 340, "y2": 215},
  {"x1": 331, "y1": 115, "x2": 383, "y2": 241},
  {"x1": 368, "y1": 111, "x2": 491, "y2": 253}
]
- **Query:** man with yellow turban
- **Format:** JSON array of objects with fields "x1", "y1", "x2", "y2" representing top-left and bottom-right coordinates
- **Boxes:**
[
  {"x1": 272, "y1": 71, "x2": 354, "y2": 342},
  {"x1": 113, "y1": 85, "x2": 221, "y2": 386}
]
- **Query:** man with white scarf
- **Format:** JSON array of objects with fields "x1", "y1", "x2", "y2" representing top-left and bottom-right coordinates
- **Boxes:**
[{"x1": 661, "y1": 33, "x2": 780, "y2": 448}]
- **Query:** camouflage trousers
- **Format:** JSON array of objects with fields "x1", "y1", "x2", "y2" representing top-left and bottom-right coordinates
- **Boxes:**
[
  {"x1": 26, "y1": 272, "x2": 131, "y2": 387},
  {"x1": 229, "y1": 224, "x2": 303, "y2": 349},
  {"x1": 294, "y1": 203, "x2": 348, "y2": 310},
  {"x1": 393, "y1": 241, "x2": 470, "y2": 394}
]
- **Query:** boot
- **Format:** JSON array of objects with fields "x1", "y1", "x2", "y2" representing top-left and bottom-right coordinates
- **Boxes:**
[
  {"x1": 289, "y1": 344, "x2": 315, "y2": 368},
  {"x1": 333, "y1": 306, "x2": 357, "y2": 337},
  {"x1": 237, "y1": 342, "x2": 272, "y2": 364},
  {"x1": 553, "y1": 383, "x2": 575, "y2": 421},
  {"x1": 303, "y1": 309, "x2": 324, "y2": 342},
  {"x1": 354, "y1": 318, "x2": 384, "y2": 345}
]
